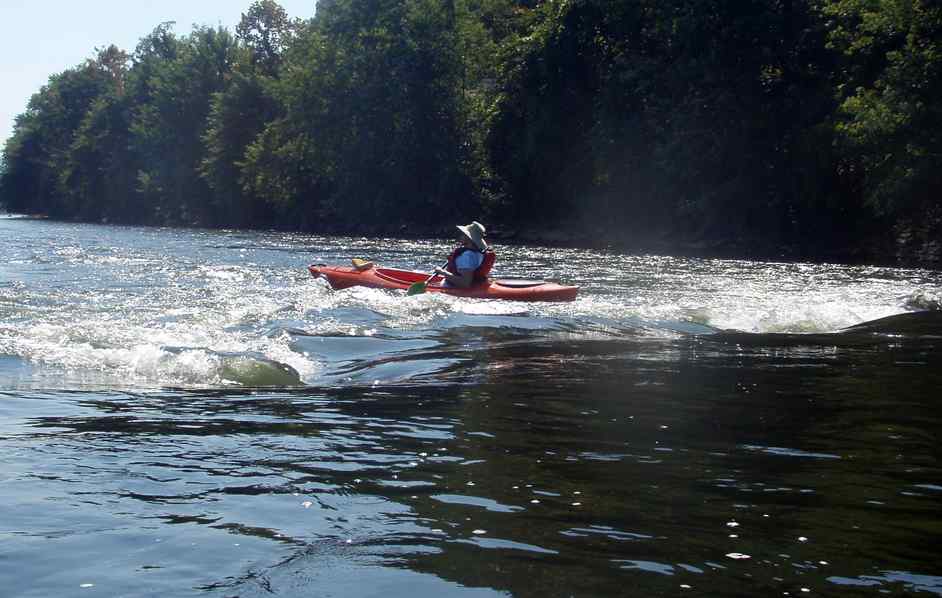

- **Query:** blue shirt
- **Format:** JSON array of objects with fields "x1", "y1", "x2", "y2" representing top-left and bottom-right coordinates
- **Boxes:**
[{"x1": 454, "y1": 250, "x2": 484, "y2": 272}]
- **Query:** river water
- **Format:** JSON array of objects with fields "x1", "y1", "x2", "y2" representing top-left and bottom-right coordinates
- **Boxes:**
[{"x1": 1, "y1": 215, "x2": 941, "y2": 597}]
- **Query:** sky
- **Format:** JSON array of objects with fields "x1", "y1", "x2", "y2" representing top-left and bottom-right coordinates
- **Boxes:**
[{"x1": 0, "y1": 0, "x2": 317, "y2": 146}]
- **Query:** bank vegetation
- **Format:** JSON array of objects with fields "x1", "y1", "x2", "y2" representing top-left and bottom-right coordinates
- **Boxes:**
[{"x1": 1, "y1": 0, "x2": 939, "y2": 265}]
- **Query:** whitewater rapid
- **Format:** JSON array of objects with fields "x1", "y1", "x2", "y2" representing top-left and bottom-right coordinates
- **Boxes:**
[{"x1": 1, "y1": 217, "x2": 938, "y2": 389}]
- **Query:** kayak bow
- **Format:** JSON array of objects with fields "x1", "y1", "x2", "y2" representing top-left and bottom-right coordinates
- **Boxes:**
[{"x1": 309, "y1": 263, "x2": 578, "y2": 302}]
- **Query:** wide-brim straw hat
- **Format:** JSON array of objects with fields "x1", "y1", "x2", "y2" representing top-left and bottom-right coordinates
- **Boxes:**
[{"x1": 457, "y1": 221, "x2": 488, "y2": 251}]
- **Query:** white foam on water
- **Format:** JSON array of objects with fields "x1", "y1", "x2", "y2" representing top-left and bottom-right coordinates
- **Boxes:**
[
  {"x1": 0, "y1": 261, "x2": 328, "y2": 387},
  {"x1": 310, "y1": 272, "x2": 929, "y2": 336},
  {"x1": 702, "y1": 298, "x2": 900, "y2": 334},
  {"x1": 3, "y1": 224, "x2": 941, "y2": 388},
  {"x1": 527, "y1": 257, "x2": 938, "y2": 334},
  {"x1": 3, "y1": 318, "x2": 312, "y2": 387},
  {"x1": 316, "y1": 286, "x2": 457, "y2": 330},
  {"x1": 451, "y1": 300, "x2": 530, "y2": 316}
]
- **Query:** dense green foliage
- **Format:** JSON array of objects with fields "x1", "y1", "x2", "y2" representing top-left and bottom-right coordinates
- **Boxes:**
[{"x1": 2, "y1": 0, "x2": 940, "y2": 263}]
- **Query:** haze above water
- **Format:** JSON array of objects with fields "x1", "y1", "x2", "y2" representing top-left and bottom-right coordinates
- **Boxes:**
[{"x1": 1, "y1": 215, "x2": 940, "y2": 596}]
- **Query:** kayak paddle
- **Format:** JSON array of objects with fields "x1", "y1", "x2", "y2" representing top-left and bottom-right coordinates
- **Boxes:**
[{"x1": 407, "y1": 263, "x2": 447, "y2": 296}]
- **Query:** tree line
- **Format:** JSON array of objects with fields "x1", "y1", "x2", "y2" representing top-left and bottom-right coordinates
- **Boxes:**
[{"x1": 1, "y1": 0, "x2": 940, "y2": 264}]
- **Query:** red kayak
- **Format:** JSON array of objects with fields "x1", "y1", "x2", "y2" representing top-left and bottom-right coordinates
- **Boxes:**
[{"x1": 309, "y1": 263, "x2": 578, "y2": 302}]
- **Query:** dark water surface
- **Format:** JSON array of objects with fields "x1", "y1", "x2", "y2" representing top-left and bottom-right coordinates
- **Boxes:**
[{"x1": 1, "y1": 216, "x2": 941, "y2": 596}]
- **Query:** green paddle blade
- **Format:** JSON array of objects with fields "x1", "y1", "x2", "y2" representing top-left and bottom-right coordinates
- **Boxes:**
[{"x1": 406, "y1": 282, "x2": 427, "y2": 296}]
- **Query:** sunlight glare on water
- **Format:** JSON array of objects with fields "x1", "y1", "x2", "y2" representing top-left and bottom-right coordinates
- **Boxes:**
[
  {"x1": 1, "y1": 216, "x2": 941, "y2": 597},
  {"x1": 1, "y1": 219, "x2": 937, "y2": 387}
]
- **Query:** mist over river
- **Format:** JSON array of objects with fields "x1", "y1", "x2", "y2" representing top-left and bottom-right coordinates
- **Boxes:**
[{"x1": 1, "y1": 215, "x2": 941, "y2": 597}]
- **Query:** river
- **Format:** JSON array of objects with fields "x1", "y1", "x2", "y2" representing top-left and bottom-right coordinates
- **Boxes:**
[{"x1": 1, "y1": 215, "x2": 941, "y2": 597}]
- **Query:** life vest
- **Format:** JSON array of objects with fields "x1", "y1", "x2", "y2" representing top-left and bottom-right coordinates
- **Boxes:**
[{"x1": 447, "y1": 247, "x2": 495, "y2": 283}]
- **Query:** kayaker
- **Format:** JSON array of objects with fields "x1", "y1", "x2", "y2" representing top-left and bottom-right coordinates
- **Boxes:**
[{"x1": 435, "y1": 221, "x2": 495, "y2": 288}]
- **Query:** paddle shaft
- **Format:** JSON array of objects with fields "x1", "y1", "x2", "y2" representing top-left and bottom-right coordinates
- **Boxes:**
[
  {"x1": 424, "y1": 261, "x2": 452, "y2": 285},
  {"x1": 407, "y1": 262, "x2": 448, "y2": 295}
]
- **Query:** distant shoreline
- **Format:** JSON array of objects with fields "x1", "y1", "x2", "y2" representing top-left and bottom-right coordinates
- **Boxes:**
[{"x1": 5, "y1": 211, "x2": 936, "y2": 271}]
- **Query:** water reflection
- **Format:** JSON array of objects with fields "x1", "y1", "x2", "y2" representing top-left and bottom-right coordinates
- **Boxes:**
[{"x1": 2, "y1": 327, "x2": 940, "y2": 596}]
